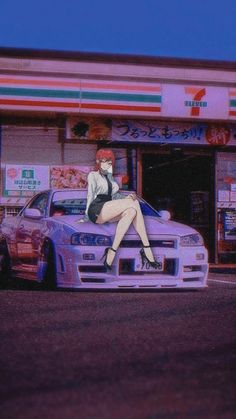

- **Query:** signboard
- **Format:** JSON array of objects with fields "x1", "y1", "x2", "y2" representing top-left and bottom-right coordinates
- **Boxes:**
[
  {"x1": 66, "y1": 117, "x2": 236, "y2": 146},
  {"x1": 4, "y1": 165, "x2": 95, "y2": 198},
  {"x1": 224, "y1": 209, "x2": 236, "y2": 240},
  {"x1": 112, "y1": 120, "x2": 236, "y2": 146},
  {"x1": 162, "y1": 84, "x2": 229, "y2": 120},
  {"x1": 66, "y1": 117, "x2": 112, "y2": 141},
  {"x1": 5, "y1": 165, "x2": 50, "y2": 197},
  {"x1": 50, "y1": 166, "x2": 92, "y2": 189},
  {"x1": 229, "y1": 90, "x2": 236, "y2": 118},
  {"x1": 1, "y1": 75, "x2": 236, "y2": 120}
]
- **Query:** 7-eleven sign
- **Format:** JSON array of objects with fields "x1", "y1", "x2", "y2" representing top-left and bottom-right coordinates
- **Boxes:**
[{"x1": 184, "y1": 87, "x2": 208, "y2": 116}]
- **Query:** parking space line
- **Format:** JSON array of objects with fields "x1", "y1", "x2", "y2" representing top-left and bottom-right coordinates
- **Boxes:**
[{"x1": 208, "y1": 279, "x2": 236, "y2": 285}]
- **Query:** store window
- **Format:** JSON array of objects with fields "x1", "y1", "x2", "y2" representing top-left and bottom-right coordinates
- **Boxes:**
[{"x1": 216, "y1": 152, "x2": 236, "y2": 263}]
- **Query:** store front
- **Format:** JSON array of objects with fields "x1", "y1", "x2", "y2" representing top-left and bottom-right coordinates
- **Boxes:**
[
  {"x1": 142, "y1": 148, "x2": 215, "y2": 260},
  {"x1": 111, "y1": 118, "x2": 236, "y2": 264},
  {"x1": 216, "y1": 152, "x2": 236, "y2": 264},
  {"x1": 0, "y1": 47, "x2": 236, "y2": 266},
  {"x1": 0, "y1": 116, "x2": 129, "y2": 217},
  {"x1": 142, "y1": 148, "x2": 236, "y2": 265}
]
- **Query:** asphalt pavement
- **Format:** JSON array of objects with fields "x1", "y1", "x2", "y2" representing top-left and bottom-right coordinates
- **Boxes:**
[{"x1": 0, "y1": 275, "x2": 236, "y2": 419}]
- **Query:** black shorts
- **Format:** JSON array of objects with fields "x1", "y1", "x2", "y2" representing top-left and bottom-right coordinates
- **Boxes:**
[{"x1": 88, "y1": 194, "x2": 111, "y2": 223}]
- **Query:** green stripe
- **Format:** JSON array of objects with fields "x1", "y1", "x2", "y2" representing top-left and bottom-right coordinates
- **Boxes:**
[
  {"x1": 82, "y1": 91, "x2": 162, "y2": 103},
  {"x1": 230, "y1": 99, "x2": 236, "y2": 107},
  {"x1": 0, "y1": 87, "x2": 80, "y2": 99},
  {"x1": 0, "y1": 87, "x2": 162, "y2": 104}
]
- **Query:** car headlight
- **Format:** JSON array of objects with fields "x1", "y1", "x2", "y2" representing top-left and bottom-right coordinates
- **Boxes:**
[
  {"x1": 71, "y1": 233, "x2": 112, "y2": 246},
  {"x1": 180, "y1": 233, "x2": 204, "y2": 246}
]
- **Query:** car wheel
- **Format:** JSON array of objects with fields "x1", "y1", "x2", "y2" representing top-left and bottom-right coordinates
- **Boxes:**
[
  {"x1": 0, "y1": 242, "x2": 11, "y2": 288},
  {"x1": 40, "y1": 239, "x2": 57, "y2": 290}
]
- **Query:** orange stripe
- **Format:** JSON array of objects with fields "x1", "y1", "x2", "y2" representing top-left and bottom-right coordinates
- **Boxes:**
[
  {"x1": 229, "y1": 91, "x2": 236, "y2": 97},
  {"x1": 229, "y1": 110, "x2": 236, "y2": 116},
  {"x1": 0, "y1": 99, "x2": 161, "y2": 112},
  {"x1": 81, "y1": 103, "x2": 161, "y2": 112},
  {"x1": 81, "y1": 82, "x2": 161, "y2": 92},
  {"x1": 0, "y1": 98, "x2": 80, "y2": 108},
  {"x1": 0, "y1": 77, "x2": 161, "y2": 92},
  {"x1": 0, "y1": 77, "x2": 81, "y2": 88}
]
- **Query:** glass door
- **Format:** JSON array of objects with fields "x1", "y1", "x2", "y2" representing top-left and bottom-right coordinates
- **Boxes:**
[{"x1": 216, "y1": 152, "x2": 236, "y2": 264}]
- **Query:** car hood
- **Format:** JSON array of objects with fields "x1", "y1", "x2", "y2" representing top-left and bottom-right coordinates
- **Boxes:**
[{"x1": 57, "y1": 215, "x2": 199, "y2": 237}]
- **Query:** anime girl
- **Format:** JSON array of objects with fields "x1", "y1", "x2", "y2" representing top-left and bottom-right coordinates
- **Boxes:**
[{"x1": 81, "y1": 149, "x2": 159, "y2": 270}]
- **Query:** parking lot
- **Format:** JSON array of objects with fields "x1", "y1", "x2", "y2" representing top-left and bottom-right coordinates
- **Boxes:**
[{"x1": 0, "y1": 274, "x2": 236, "y2": 419}]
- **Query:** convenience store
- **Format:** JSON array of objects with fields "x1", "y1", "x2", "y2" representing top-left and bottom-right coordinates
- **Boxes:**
[{"x1": 0, "y1": 47, "x2": 236, "y2": 264}]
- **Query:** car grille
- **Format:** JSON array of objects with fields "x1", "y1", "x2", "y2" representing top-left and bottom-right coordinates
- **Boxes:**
[
  {"x1": 119, "y1": 258, "x2": 177, "y2": 276},
  {"x1": 120, "y1": 239, "x2": 176, "y2": 248},
  {"x1": 81, "y1": 278, "x2": 106, "y2": 283},
  {"x1": 79, "y1": 265, "x2": 107, "y2": 273}
]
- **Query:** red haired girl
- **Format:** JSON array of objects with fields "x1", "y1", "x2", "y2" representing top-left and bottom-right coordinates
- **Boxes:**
[{"x1": 82, "y1": 148, "x2": 158, "y2": 270}]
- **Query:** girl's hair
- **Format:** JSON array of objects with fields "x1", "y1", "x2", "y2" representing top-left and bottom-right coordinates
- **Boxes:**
[{"x1": 95, "y1": 149, "x2": 115, "y2": 170}]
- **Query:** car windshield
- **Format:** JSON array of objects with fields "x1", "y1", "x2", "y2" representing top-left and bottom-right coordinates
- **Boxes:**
[
  {"x1": 51, "y1": 198, "x2": 87, "y2": 216},
  {"x1": 50, "y1": 191, "x2": 159, "y2": 217}
]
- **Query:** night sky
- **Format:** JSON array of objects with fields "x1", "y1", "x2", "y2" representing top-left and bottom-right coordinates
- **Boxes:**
[{"x1": 0, "y1": 0, "x2": 235, "y2": 61}]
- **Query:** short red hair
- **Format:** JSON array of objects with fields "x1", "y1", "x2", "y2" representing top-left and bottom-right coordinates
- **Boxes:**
[{"x1": 95, "y1": 149, "x2": 115, "y2": 170}]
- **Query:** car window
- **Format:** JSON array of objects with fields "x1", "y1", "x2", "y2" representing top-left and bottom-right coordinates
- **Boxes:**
[
  {"x1": 48, "y1": 190, "x2": 159, "y2": 218},
  {"x1": 28, "y1": 193, "x2": 49, "y2": 216},
  {"x1": 50, "y1": 198, "x2": 87, "y2": 216}
]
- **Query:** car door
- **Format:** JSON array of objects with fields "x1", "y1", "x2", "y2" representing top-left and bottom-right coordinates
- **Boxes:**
[{"x1": 15, "y1": 192, "x2": 49, "y2": 274}]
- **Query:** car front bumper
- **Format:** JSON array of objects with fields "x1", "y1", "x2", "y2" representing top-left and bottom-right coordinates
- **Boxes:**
[{"x1": 54, "y1": 242, "x2": 209, "y2": 290}]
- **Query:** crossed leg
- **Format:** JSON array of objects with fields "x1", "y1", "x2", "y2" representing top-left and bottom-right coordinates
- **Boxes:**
[{"x1": 96, "y1": 198, "x2": 155, "y2": 266}]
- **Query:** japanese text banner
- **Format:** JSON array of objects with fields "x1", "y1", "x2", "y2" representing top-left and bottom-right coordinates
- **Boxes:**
[{"x1": 112, "y1": 120, "x2": 236, "y2": 146}]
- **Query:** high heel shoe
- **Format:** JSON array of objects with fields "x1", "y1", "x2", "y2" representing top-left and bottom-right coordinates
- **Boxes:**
[
  {"x1": 101, "y1": 247, "x2": 116, "y2": 270},
  {"x1": 140, "y1": 245, "x2": 161, "y2": 269}
]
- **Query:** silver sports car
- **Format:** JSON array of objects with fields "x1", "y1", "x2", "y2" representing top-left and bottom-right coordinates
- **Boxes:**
[{"x1": 0, "y1": 189, "x2": 208, "y2": 289}]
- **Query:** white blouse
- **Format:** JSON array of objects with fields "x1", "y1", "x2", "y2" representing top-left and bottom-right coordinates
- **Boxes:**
[{"x1": 85, "y1": 170, "x2": 124, "y2": 219}]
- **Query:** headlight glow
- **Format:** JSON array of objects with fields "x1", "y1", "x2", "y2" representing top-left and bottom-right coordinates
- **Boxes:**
[
  {"x1": 180, "y1": 233, "x2": 204, "y2": 246},
  {"x1": 71, "y1": 233, "x2": 112, "y2": 246}
]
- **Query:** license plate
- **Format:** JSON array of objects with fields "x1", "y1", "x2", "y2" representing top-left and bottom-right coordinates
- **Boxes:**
[{"x1": 135, "y1": 254, "x2": 164, "y2": 272}]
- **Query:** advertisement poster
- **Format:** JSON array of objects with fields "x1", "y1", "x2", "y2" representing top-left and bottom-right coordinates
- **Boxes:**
[
  {"x1": 216, "y1": 155, "x2": 236, "y2": 204},
  {"x1": 112, "y1": 120, "x2": 236, "y2": 146},
  {"x1": 218, "y1": 190, "x2": 230, "y2": 202},
  {"x1": 5, "y1": 165, "x2": 50, "y2": 196},
  {"x1": 190, "y1": 191, "x2": 209, "y2": 225},
  {"x1": 224, "y1": 209, "x2": 236, "y2": 240},
  {"x1": 66, "y1": 117, "x2": 236, "y2": 145},
  {"x1": 66, "y1": 117, "x2": 112, "y2": 141},
  {"x1": 50, "y1": 166, "x2": 93, "y2": 189}
]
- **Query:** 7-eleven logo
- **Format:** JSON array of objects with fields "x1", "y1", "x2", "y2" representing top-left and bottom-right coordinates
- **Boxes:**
[{"x1": 184, "y1": 87, "x2": 207, "y2": 116}]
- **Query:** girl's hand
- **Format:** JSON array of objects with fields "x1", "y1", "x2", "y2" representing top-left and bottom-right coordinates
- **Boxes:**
[{"x1": 127, "y1": 193, "x2": 137, "y2": 200}]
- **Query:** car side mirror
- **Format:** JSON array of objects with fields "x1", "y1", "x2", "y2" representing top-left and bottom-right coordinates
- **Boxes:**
[
  {"x1": 24, "y1": 208, "x2": 43, "y2": 219},
  {"x1": 158, "y1": 210, "x2": 171, "y2": 221}
]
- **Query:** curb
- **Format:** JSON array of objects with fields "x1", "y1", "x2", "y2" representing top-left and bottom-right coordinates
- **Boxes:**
[{"x1": 209, "y1": 267, "x2": 236, "y2": 275}]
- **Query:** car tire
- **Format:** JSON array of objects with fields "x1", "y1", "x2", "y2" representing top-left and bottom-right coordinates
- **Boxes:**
[
  {"x1": 0, "y1": 242, "x2": 11, "y2": 288},
  {"x1": 40, "y1": 239, "x2": 57, "y2": 290}
]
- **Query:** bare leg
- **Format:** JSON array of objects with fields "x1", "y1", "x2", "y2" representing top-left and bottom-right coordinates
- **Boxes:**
[
  {"x1": 96, "y1": 198, "x2": 138, "y2": 224},
  {"x1": 106, "y1": 208, "x2": 137, "y2": 266},
  {"x1": 130, "y1": 200, "x2": 155, "y2": 262},
  {"x1": 96, "y1": 198, "x2": 155, "y2": 264},
  {"x1": 96, "y1": 199, "x2": 138, "y2": 265}
]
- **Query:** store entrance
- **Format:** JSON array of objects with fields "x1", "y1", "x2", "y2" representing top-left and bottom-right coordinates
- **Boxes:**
[{"x1": 142, "y1": 150, "x2": 215, "y2": 261}]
